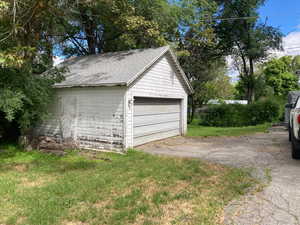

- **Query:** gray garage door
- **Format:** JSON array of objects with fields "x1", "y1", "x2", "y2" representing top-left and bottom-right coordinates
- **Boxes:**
[{"x1": 133, "y1": 97, "x2": 181, "y2": 146}]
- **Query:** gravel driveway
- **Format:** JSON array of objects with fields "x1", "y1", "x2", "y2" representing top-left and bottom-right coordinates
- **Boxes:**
[{"x1": 138, "y1": 127, "x2": 300, "y2": 225}]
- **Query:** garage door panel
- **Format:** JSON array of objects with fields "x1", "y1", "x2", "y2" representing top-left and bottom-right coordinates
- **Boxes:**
[
  {"x1": 134, "y1": 113, "x2": 180, "y2": 127},
  {"x1": 134, "y1": 98, "x2": 180, "y2": 104},
  {"x1": 134, "y1": 129, "x2": 180, "y2": 146},
  {"x1": 134, "y1": 121, "x2": 180, "y2": 137},
  {"x1": 133, "y1": 97, "x2": 181, "y2": 146},
  {"x1": 134, "y1": 104, "x2": 180, "y2": 116}
]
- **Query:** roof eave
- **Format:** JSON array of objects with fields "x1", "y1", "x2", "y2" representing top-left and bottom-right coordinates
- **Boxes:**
[
  {"x1": 53, "y1": 82, "x2": 127, "y2": 89},
  {"x1": 167, "y1": 49, "x2": 194, "y2": 94}
]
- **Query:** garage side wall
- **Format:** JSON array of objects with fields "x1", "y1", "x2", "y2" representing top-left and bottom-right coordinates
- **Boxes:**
[
  {"x1": 36, "y1": 87, "x2": 126, "y2": 152},
  {"x1": 125, "y1": 54, "x2": 188, "y2": 148}
]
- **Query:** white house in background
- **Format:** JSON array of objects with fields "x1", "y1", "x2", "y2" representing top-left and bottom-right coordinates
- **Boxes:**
[
  {"x1": 37, "y1": 46, "x2": 193, "y2": 152},
  {"x1": 207, "y1": 99, "x2": 248, "y2": 105}
]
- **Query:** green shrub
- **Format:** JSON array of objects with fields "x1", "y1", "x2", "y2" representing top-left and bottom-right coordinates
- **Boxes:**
[
  {"x1": 202, "y1": 104, "x2": 245, "y2": 127},
  {"x1": 201, "y1": 99, "x2": 280, "y2": 127}
]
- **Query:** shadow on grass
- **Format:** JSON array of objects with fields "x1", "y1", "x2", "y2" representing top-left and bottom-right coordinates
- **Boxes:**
[{"x1": 0, "y1": 144, "x2": 99, "y2": 174}]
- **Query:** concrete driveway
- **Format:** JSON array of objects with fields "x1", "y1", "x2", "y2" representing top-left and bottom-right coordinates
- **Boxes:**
[{"x1": 138, "y1": 128, "x2": 300, "y2": 225}]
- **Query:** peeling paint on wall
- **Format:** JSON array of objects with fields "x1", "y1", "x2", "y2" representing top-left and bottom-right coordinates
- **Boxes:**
[{"x1": 37, "y1": 87, "x2": 125, "y2": 152}]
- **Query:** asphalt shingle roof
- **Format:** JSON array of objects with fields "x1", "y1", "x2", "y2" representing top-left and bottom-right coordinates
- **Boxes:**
[{"x1": 54, "y1": 46, "x2": 170, "y2": 88}]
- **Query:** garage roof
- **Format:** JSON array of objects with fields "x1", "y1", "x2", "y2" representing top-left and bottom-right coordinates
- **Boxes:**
[{"x1": 54, "y1": 46, "x2": 193, "y2": 94}]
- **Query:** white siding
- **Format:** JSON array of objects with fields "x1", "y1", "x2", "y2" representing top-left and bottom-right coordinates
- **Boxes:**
[
  {"x1": 131, "y1": 55, "x2": 187, "y2": 98},
  {"x1": 125, "y1": 54, "x2": 188, "y2": 148},
  {"x1": 37, "y1": 87, "x2": 126, "y2": 151}
]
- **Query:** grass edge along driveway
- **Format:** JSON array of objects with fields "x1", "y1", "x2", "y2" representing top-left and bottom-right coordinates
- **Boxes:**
[
  {"x1": 0, "y1": 145, "x2": 257, "y2": 225},
  {"x1": 187, "y1": 123, "x2": 271, "y2": 137}
]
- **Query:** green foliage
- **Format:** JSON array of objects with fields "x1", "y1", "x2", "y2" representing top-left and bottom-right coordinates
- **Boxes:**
[
  {"x1": 49, "y1": 0, "x2": 181, "y2": 55},
  {"x1": 0, "y1": 1, "x2": 61, "y2": 133},
  {"x1": 0, "y1": 90, "x2": 24, "y2": 121},
  {"x1": 192, "y1": 74, "x2": 234, "y2": 109},
  {"x1": 202, "y1": 100, "x2": 280, "y2": 127},
  {"x1": 0, "y1": 47, "x2": 64, "y2": 131},
  {"x1": 246, "y1": 100, "x2": 280, "y2": 125},
  {"x1": 202, "y1": 104, "x2": 246, "y2": 127},
  {"x1": 264, "y1": 56, "x2": 299, "y2": 96},
  {"x1": 176, "y1": 0, "x2": 229, "y2": 122},
  {"x1": 234, "y1": 71, "x2": 274, "y2": 100}
]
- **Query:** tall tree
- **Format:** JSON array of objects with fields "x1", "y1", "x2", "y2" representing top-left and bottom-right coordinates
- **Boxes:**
[
  {"x1": 177, "y1": 0, "x2": 226, "y2": 122},
  {"x1": 216, "y1": 0, "x2": 283, "y2": 103}
]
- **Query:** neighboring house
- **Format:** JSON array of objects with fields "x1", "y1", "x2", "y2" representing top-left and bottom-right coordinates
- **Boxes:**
[{"x1": 37, "y1": 46, "x2": 193, "y2": 152}]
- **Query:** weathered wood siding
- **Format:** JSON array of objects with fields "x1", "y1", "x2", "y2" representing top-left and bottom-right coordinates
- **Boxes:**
[
  {"x1": 125, "y1": 54, "x2": 188, "y2": 148},
  {"x1": 37, "y1": 87, "x2": 125, "y2": 151}
]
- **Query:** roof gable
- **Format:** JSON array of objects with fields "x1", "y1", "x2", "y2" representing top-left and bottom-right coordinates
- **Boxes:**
[{"x1": 54, "y1": 46, "x2": 193, "y2": 94}]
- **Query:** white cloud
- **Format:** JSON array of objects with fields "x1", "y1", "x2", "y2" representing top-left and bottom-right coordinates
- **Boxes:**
[
  {"x1": 271, "y1": 31, "x2": 300, "y2": 57},
  {"x1": 53, "y1": 56, "x2": 65, "y2": 66}
]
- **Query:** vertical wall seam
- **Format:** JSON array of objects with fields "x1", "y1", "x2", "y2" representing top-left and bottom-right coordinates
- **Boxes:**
[
  {"x1": 74, "y1": 95, "x2": 79, "y2": 141},
  {"x1": 123, "y1": 88, "x2": 128, "y2": 149},
  {"x1": 131, "y1": 93, "x2": 134, "y2": 148}
]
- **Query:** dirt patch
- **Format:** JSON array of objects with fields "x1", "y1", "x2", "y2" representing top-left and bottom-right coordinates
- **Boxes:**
[
  {"x1": 14, "y1": 164, "x2": 28, "y2": 172},
  {"x1": 134, "y1": 200, "x2": 196, "y2": 225},
  {"x1": 19, "y1": 177, "x2": 54, "y2": 188},
  {"x1": 93, "y1": 199, "x2": 111, "y2": 209},
  {"x1": 62, "y1": 221, "x2": 89, "y2": 225},
  {"x1": 159, "y1": 201, "x2": 195, "y2": 225}
]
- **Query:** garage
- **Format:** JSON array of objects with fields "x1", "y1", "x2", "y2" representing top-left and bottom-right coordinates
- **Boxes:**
[
  {"x1": 38, "y1": 46, "x2": 193, "y2": 152},
  {"x1": 133, "y1": 97, "x2": 182, "y2": 146}
]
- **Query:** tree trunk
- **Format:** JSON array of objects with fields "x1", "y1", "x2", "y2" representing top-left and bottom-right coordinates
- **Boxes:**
[
  {"x1": 84, "y1": 21, "x2": 97, "y2": 54},
  {"x1": 80, "y1": 9, "x2": 97, "y2": 55},
  {"x1": 247, "y1": 58, "x2": 255, "y2": 103},
  {"x1": 247, "y1": 86, "x2": 255, "y2": 103},
  {"x1": 188, "y1": 95, "x2": 195, "y2": 124},
  {"x1": 236, "y1": 43, "x2": 253, "y2": 103}
]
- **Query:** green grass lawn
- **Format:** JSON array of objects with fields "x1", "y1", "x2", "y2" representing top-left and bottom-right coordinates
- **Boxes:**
[
  {"x1": 187, "y1": 121, "x2": 271, "y2": 137},
  {"x1": 0, "y1": 144, "x2": 256, "y2": 225}
]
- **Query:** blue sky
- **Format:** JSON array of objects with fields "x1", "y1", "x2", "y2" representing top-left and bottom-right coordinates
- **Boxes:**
[{"x1": 259, "y1": 0, "x2": 300, "y2": 35}]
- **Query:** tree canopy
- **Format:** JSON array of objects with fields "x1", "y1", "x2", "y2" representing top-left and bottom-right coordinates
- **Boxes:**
[
  {"x1": 0, "y1": 0, "x2": 289, "y2": 137},
  {"x1": 216, "y1": 0, "x2": 283, "y2": 102},
  {"x1": 264, "y1": 56, "x2": 299, "y2": 96}
]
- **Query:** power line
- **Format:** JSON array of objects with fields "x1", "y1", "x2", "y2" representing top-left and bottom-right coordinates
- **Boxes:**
[
  {"x1": 213, "y1": 16, "x2": 258, "y2": 21},
  {"x1": 285, "y1": 47, "x2": 300, "y2": 50},
  {"x1": 69, "y1": 9, "x2": 259, "y2": 21}
]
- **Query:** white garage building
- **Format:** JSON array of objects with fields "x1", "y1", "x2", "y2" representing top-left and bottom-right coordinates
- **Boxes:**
[{"x1": 38, "y1": 46, "x2": 193, "y2": 152}]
